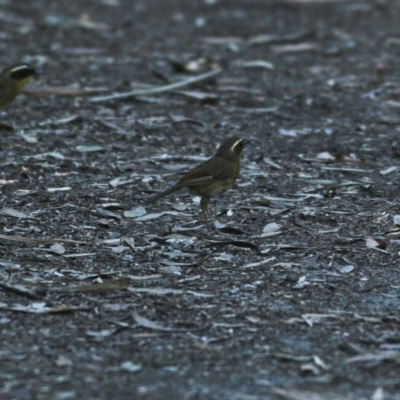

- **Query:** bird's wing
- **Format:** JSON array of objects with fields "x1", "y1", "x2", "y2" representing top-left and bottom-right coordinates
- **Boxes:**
[
  {"x1": 144, "y1": 170, "x2": 212, "y2": 204},
  {"x1": 145, "y1": 157, "x2": 232, "y2": 204},
  {"x1": 178, "y1": 157, "x2": 231, "y2": 187}
]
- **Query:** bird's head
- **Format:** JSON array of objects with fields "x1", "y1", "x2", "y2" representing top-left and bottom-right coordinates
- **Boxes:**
[
  {"x1": 216, "y1": 137, "x2": 249, "y2": 160},
  {"x1": 3, "y1": 63, "x2": 38, "y2": 91}
]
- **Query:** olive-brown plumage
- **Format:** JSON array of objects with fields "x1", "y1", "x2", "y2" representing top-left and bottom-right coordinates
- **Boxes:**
[
  {"x1": 0, "y1": 63, "x2": 38, "y2": 109},
  {"x1": 145, "y1": 137, "x2": 248, "y2": 231}
]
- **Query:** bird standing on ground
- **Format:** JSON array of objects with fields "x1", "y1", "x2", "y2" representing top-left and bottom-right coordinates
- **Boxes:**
[
  {"x1": 0, "y1": 63, "x2": 38, "y2": 109},
  {"x1": 145, "y1": 137, "x2": 248, "y2": 231}
]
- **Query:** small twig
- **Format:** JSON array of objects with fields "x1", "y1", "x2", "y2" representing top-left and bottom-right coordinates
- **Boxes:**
[
  {"x1": 0, "y1": 234, "x2": 94, "y2": 245},
  {"x1": 0, "y1": 282, "x2": 45, "y2": 299},
  {"x1": 90, "y1": 68, "x2": 223, "y2": 103},
  {"x1": 25, "y1": 86, "x2": 109, "y2": 97},
  {"x1": 54, "y1": 278, "x2": 131, "y2": 293}
]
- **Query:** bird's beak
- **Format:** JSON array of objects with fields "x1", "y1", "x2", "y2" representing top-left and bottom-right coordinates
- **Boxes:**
[{"x1": 242, "y1": 139, "x2": 251, "y2": 147}]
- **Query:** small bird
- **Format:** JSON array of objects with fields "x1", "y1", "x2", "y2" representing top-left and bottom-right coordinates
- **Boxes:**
[
  {"x1": 145, "y1": 137, "x2": 248, "y2": 231},
  {"x1": 0, "y1": 63, "x2": 39, "y2": 109}
]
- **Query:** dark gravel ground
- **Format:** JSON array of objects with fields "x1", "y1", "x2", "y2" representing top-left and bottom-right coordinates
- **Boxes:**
[{"x1": 1, "y1": 1, "x2": 400, "y2": 399}]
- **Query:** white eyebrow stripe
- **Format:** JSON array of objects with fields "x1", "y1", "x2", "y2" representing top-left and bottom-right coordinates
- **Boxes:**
[
  {"x1": 230, "y1": 139, "x2": 242, "y2": 151},
  {"x1": 10, "y1": 66, "x2": 29, "y2": 73}
]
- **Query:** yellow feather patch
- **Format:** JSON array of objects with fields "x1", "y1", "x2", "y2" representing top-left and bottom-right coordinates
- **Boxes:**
[{"x1": 15, "y1": 77, "x2": 33, "y2": 91}]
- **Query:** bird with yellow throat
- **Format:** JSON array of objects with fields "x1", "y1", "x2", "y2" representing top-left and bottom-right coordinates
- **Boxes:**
[
  {"x1": 0, "y1": 63, "x2": 39, "y2": 109},
  {"x1": 145, "y1": 137, "x2": 249, "y2": 232}
]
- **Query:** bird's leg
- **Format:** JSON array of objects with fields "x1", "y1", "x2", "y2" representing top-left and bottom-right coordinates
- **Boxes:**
[
  {"x1": 200, "y1": 197, "x2": 211, "y2": 230},
  {"x1": 200, "y1": 197, "x2": 218, "y2": 232}
]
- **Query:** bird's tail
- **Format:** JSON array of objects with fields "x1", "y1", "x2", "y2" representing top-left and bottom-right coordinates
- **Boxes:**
[{"x1": 144, "y1": 184, "x2": 181, "y2": 205}]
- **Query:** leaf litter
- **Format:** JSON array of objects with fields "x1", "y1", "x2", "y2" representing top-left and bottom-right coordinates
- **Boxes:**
[{"x1": 1, "y1": 2, "x2": 400, "y2": 399}]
